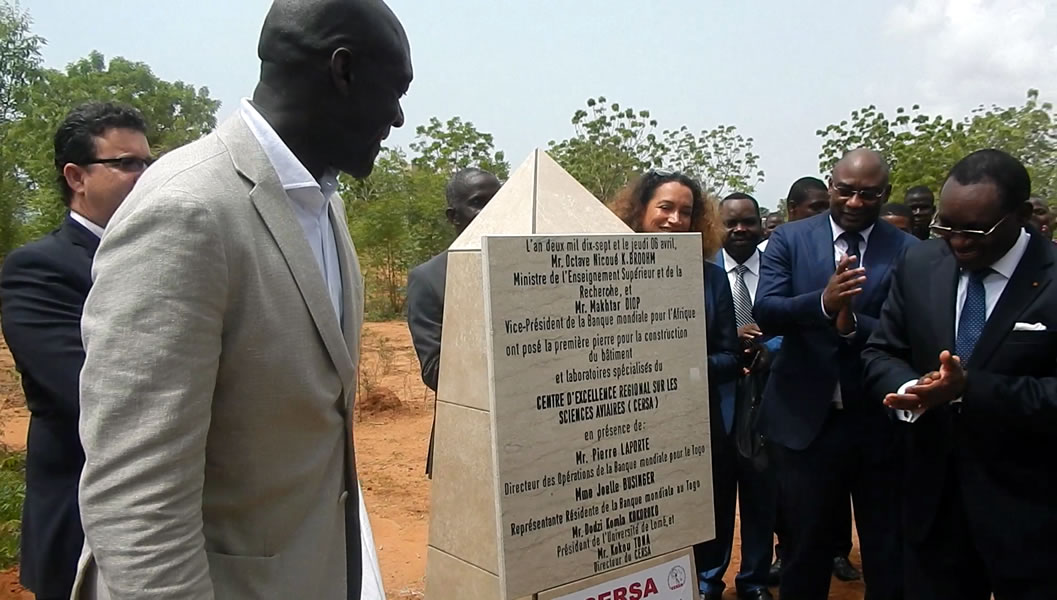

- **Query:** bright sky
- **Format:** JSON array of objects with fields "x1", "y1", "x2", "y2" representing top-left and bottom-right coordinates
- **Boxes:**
[{"x1": 25, "y1": 0, "x2": 1057, "y2": 211}]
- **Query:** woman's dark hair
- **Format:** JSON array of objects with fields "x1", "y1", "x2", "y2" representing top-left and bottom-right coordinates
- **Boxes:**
[{"x1": 607, "y1": 170, "x2": 724, "y2": 258}]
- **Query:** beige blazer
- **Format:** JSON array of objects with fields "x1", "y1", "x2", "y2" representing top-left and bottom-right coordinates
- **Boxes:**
[{"x1": 72, "y1": 115, "x2": 364, "y2": 599}]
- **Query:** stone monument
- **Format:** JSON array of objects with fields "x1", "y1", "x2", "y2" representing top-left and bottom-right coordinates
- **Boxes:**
[{"x1": 425, "y1": 150, "x2": 713, "y2": 600}]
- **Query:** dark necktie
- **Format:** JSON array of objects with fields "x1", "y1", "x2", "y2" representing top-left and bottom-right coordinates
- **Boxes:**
[
  {"x1": 836, "y1": 231, "x2": 864, "y2": 405},
  {"x1": 839, "y1": 231, "x2": 863, "y2": 264},
  {"x1": 732, "y1": 264, "x2": 755, "y2": 328},
  {"x1": 955, "y1": 269, "x2": 990, "y2": 363}
]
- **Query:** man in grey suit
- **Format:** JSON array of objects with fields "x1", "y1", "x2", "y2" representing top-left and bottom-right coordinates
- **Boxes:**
[
  {"x1": 406, "y1": 167, "x2": 500, "y2": 476},
  {"x1": 71, "y1": 1, "x2": 412, "y2": 598}
]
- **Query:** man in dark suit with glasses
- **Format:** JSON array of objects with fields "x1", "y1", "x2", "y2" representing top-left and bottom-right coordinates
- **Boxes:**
[
  {"x1": 0, "y1": 101, "x2": 151, "y2": 600},
  {"x1": 865, "y1": 149, "x2": 1057, "y2": 600},
  {"x1": 755, "y1": 148, "x2": 917, "y2": 600}
]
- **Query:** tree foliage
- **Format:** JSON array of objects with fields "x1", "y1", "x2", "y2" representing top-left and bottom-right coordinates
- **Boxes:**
[
  {"x1": 345, "y1": 118, "x2": 506, "y2": 318},
  {"x1": 0, "y1": 0, "x2": 43, "y2": 256},
  {"x1": 817, "y1": 90, "x2": 1057, "y2": 202},
  {"x1": 661, "y1": 124, "x2": 764, "y2": 197},
  {"x1": 547, "y1": 97, "x2": 664, "y2": 202},
  {"x1": 0, "y1": 0, "x2": 220, "y2": 257},
  {"x1": 964, "y1": 91, "x2": 1056, "y2": 201},
  {"x1": 548, "y1": 96, "x2": 764, "y2": 201},
  {"x1": 409, "y1": 116, "x2": 509, "y2": 179}
]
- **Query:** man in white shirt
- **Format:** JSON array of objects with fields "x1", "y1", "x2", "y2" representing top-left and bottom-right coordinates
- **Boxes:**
[
  {"x1": 697, "y1": 192, "x2": 781, "y2": 600},
  {"x1": 0, "y1": 102, "x2": 150, "y2": 600},
  {"x1": 864, "y1": 149, "x2": 1057, "y2": 600},
  {"x1": 72, "y1": 1, "x2": 413, "y2": 598},
  {"x1": 755, "y1": 149, "x2": 917, "y2": 600}
]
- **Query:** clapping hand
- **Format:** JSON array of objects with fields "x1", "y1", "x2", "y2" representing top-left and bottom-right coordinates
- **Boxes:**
[
  {"x1": 884, "y1": 350, "x2": 967, "y2": 412},
  {"x1": 822, "y1": 254, "x2": 866, "y2": 317}
]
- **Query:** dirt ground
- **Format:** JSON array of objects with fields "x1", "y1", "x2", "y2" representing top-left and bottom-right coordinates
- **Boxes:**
[{"x1": 0, "y1": 322, "x2": 866, "y2": 599}]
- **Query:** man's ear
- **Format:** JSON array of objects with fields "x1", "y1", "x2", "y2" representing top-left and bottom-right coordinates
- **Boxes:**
[
  {"x1": 1015, "y1": 200, "x2": 1033, "y2": 223},
  {"x1": 63, "y1": 163, "x2": 88, "y2": 197},
  {"x1": 329, "y1": 48, "x2": 355, "y2": 95},
  {"x1": 445, "y1": 205, "x2": 459, "y2": 228}
]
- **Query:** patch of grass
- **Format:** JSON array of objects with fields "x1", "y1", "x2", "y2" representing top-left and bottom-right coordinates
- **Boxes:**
[{"x1": 0, "y1": 446, "x2": 23, "y2": 568}]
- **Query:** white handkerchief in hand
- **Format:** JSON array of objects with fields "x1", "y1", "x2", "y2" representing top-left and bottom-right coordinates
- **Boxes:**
[{"x1": 1013, "y1": 322, "x2": 1047, "y2": 331}]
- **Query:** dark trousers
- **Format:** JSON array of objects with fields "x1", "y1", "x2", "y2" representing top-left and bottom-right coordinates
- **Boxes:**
[
  {"x1": 772, "y1": 408, "x2": 903, "y2": 600},
  {"x1": 905, "y1": 468, "x2": 1049, "y2": 600},
  {"x1": 694, "y1": 427, "x2": 775, "y2": 594},
  {"x1": 834, "y1": 495, "x2": 853, "y2": 557},
  {"x1": 775, "y1": 496, "x2": 852, "y2": 563}
]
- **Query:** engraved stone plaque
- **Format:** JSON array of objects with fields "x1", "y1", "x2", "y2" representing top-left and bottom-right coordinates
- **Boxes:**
[{"x1": 482, "y1": 233, "x2": 714, "y2": 599}]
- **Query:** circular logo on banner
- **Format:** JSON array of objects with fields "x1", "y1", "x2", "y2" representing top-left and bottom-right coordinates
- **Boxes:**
[{"x1": 668, "y1": 565, "x2": 687, "y2": 590}]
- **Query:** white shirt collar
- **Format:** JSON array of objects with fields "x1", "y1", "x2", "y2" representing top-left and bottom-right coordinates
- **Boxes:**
[
  {"x1": 984, "y1": 227, "x2": 1030, "y2": 280},
  {"x1": 722, "y1": 247, "x2": 760, "y2": 276},
  {"x1": 239, "y1": 99, "x2": 337, "y2": 214},
  {"x1": 830, "y1": 216, "x2": 874, "y2": 244},
  {"x1": 69, "y1": 210, "x2": 104, "y2": 238}
]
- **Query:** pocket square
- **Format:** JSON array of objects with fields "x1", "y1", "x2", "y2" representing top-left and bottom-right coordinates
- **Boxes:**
[{"x1": 1013, "y1": 322, "x2": 1047, "y2": 331}]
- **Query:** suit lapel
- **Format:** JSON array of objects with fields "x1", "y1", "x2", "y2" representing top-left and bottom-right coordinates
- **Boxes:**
[
  {"x1": 971, "y1": 232, "x2": 1054, "y2": 368},
  {"x1": 812, "y1": 214, "x2": 837, "y2": 289},
  {"x1": 861, "y1": 222, "x2": 897, "y2": 306},
  {"x1": 329, "y1": 197, "x2": 361, "y2": 368},
  {"x1": 62, "y1": 215, "x2": 100, "y2": 257},
  {"x1": 219, "y1": 116, "x2": 357, "y2": 392},
  {"x1": 930, "y1": 246, "x2": 958, "y2": 352}
]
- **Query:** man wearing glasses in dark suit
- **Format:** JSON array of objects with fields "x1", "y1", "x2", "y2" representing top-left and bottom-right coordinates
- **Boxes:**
[
  {"x1": 866, "y1": 149, "x2": 1057, "y2": 600},
  {"x1": 755, "y1": 149, "x2": 917, "y2": 600},
  {"x1": 0, "y1": 102, "x2": 151, "y2": 600}
]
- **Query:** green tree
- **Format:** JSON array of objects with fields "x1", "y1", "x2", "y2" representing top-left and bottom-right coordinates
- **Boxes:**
[
  {"x1": 547, "y1": 96, "x2": 664, "y2": 201},
  {"x1": 0, "y1": 0, "x2": 43, "y2": 256},
  {"x1": 661, "y1": 124, "x2": 765, "y2": 196},
  {"x1": 548, "y1": 96, "x2": 764, "y2": 200},
  {"x1": 11, "y1": 50, "x2": 220, "y2": 241},
  {"x1": 817, "y1": 90, "x2": 1056, "y2": 202},
  {"x1": 343, "y1": 149, "x2": 419, "y2": 317},
  {"x1": 409, "y1": 116, "x2": 509, "y2": 179},
  {"x1": 964, "y1": 90, "x2": 1056, "y2": 201},
  {"x1": 345, "y1": 117, "x2": 509, "y2": 318}
]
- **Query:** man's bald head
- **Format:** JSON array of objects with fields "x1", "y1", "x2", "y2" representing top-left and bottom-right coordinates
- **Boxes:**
[
  {"x1": 832, "y1": 148, "x2": 891, "y2": 182},
  {"x1": 828, "y1": 148, "x2": 892, "y2": 233},
  {"x1": 253, "y1": 0, "x2": 413, "y2": 179},
  {"x1": 259, "y1": 0, "x2": 410, "y2": 75}
]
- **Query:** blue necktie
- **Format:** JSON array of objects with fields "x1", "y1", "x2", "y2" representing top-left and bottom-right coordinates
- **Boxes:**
[{"x1": 955, "y1": 269, "x2": 990, "y2": 362}]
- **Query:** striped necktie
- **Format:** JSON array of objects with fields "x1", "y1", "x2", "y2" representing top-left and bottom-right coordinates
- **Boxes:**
[{"x1": 733, "y1": 264, "x2": 755, "y2": 328}]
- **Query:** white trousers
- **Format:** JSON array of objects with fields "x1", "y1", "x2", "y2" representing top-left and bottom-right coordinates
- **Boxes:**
[{"x1": 358, "y1": 484, "x2": 386, "y2": 600}]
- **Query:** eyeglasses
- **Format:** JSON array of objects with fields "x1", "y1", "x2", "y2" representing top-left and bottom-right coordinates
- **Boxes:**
[
  {"x1": 831, "y1": 183, "x2": 887, "y2": 201},
  {"x1": 80, "y1": 156, "x2": 154, "y2": 173},
  {"x1": 929, "y1": 214, "x2": 1010, "y2": 240}
]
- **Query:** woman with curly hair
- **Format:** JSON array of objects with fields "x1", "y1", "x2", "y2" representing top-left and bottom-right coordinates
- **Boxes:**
[
  {"x1": 608, "y1": 170, "x2": 741, "y2": 598},
  {"x1": 608, "y1": 170, "x2": 727, "y2": 259}
]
